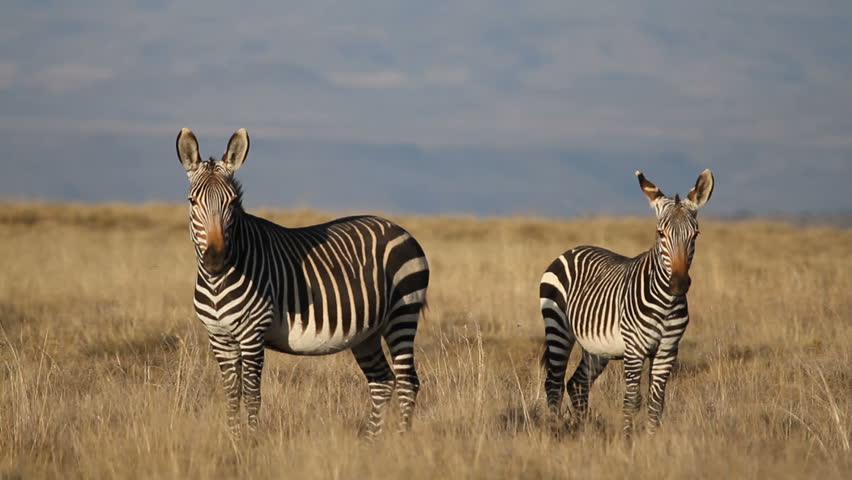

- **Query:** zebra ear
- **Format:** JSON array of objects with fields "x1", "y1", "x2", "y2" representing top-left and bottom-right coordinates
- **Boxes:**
[
  {"x1": 686, "y1": 169, "x2": 714, "y2": 210},
  {"x1": 176, "y1": 128, "x2": 202, "y2": 174},
  {"x1": 635, "y1": 170, "x2": 665, "y2": 204},
  {"x1": 222, "y1": 128, "x2": 249, "y2": 172}
]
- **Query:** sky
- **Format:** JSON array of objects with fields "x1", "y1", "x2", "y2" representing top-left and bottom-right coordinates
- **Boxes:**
[{"x1": 1, "y1": 0, "x2": 851, "y2": 217}]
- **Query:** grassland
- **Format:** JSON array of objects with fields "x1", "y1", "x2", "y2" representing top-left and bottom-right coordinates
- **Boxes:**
[{"x1": 1, "y1": 202, "x2": 850, "y2": 479}]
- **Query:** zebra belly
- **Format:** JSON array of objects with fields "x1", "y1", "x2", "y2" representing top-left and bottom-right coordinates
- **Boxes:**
[
  {"x1": 575, "y1": 324, "x2": 626, "y2": 359},
  {"x1": 264, "y1": 316, "x2": 380, "y2": 356}
]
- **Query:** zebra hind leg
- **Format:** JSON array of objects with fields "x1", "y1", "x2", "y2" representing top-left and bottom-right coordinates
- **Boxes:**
[
  {"x1": 541, "y1": 299, "x2": 574, "y2": 432},
  {"x1": 352, "y1": 334, "x2": 396, "y2": 441},
  {"x1": 383, "y1": 302, "x2": 423, "y2": 434},
  {"x1": 565, "y1": 350, "x2": 610, "y2": 426}
]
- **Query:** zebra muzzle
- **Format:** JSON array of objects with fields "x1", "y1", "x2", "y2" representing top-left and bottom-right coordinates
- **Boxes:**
[
  {"x1": 202, "y1": 214, "x2": 228, "y2": 274},
  {"x1": 202, "y1": 245, "x2": 227, "y2": 274},
  {"x1": 669, "y1": 272, "x2": 691, "y2": 296}
]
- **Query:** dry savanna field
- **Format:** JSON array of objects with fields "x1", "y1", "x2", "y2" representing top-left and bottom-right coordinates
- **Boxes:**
[{"x1": 1, "y1": 202, "x2": 850, "y2": 479}]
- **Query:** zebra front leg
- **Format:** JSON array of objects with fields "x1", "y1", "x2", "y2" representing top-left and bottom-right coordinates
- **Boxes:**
[
  {"x1": 622, "y1": 351, "x2": 644, "y2": 437},
  {"x1": 352, "y1": 334, "x2": 396, "y2": 441},
  {"x1": 209, "y1": 334, "x2": 243, "y2": 437},
  {"x1": 239, "y1": 342, "x2": 265, "y2": 433},
  {"x1": 565, "y1": 350, "x2": 609, "y2": 423},
  {"x1": 647, "y1": 348, "x2": 677, "y2": 434}
]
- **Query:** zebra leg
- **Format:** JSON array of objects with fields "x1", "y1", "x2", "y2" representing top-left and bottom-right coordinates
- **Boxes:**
[
  {"x1": 565, "y1": 350, "x2": 609, "y2": 421},
  {"x1": 383, "y1": 304, "x2": 422, "y2": 434},
  {"x1": 622, "y1": 350, "x2": 645, "y2": 437},
  {"x1": 541, "y1": 302, "x2": 575, "y2": 425},
  {"x1": 647, "y1": 348, "x2": 678, "y2": 434},
  {"x1": 352, "y1": 334, "x2": 396, "y2": 440},
  {"x1": 209, "y1": 333, "x2": 243, "y2": 436},
  {"x1": 239, "y1": 341, "x2": 266, "y2": 433}
]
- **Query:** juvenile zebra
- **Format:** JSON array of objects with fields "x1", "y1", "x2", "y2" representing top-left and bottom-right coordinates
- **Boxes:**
[
  {"x1": 540, "y1": 169, "x2": 714, "y2": 435},
  {"x1": 176, "y1": 128, "x2": 429, "y2": 438}
]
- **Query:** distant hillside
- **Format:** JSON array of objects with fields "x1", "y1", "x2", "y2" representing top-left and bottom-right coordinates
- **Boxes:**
[{"x1": 2, "y1": 130, "x2": 850, "y2": 218}]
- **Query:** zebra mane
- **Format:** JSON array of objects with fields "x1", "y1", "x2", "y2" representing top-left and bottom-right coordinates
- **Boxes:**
[
  {"x1": 231, "y1": 176, "x2": 245, "y2": 207},
  {"x1": 674, "y1": 193, "x2": 681, "y2": 204}
]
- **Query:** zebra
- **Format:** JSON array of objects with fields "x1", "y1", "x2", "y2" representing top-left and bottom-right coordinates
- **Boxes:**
[
  {"x1": 175, "y1": 128, "x2": 430, "y2": 439},
  {"x1": 540, "y1": 169, "x2": 714, "y2": 435}
]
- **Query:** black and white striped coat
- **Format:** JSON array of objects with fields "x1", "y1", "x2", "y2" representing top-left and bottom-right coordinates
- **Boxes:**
[
  {"x1": 177, "y1": 128, "x2": 429, "y2": 438},
  {"x1": 540, "y1": 169, "x2": 714, "y2": 435}
]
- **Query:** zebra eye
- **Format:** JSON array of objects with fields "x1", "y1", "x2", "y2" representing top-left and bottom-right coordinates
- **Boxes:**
[
  {"x1": 188, "y1": 196, "x2": 197, "y2": 206},
  {"x1": 657, "y1": 230, "x2": 665, "y2": 238}
]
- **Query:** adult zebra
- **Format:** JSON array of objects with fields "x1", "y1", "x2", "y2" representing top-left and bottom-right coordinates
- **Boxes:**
[
  {"x1": 540, "y1": 169, "x2": 714, "y2": 435},
  {"x1": 176, "y1": 128, "x2": 429, "y2": 439}
]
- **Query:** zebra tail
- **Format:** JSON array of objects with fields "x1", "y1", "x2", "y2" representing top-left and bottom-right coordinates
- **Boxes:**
[
  {"x1": 419, "y1": 295, "x2": 429, "y2": 319},
  {"x1": 539, "y1": 343, "x2": 549, "y2": 370}
]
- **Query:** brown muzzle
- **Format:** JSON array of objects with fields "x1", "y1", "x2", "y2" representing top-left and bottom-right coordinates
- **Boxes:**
[
  {"x1": 668, "y1": 253, "x2": 691, "y2": 296},
  {"x1": 202, "y1": 245, "x2": 227, "y2": 274},
  {"x1": 202, "y1": 216, "x2": 227, "y2": 274},
  {"x1": 669, "y1": 272, "x2": 691, "y2": 296}
]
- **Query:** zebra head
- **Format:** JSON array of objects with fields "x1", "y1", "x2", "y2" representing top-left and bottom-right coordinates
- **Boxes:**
[
  {"x1": 176, "y1": 128, "x2": 250, "y2": 276},
  {"x1": 636, "y1": 169, "x2": 715, "y2": 296}
]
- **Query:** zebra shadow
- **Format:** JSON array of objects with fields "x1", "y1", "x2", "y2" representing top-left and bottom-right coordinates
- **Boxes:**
[
  {"x1": 497, "y1": 404, "x2": 614, "y2": 439},
  {"x1": 497, "y1": 404, "x2": 544, "y2": 434}
]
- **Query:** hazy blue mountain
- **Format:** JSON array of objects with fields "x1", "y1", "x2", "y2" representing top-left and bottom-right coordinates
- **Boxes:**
[{"x1": 2, "y1": 130, "x2": 849, "y2": 219}]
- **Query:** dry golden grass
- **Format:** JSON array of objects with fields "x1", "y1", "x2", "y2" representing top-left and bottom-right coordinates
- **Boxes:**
[{"x1": 1, "y1": 202, "x2": 850, "y2": 479}]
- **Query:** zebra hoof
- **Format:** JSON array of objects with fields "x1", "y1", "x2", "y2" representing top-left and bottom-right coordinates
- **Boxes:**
[
  {"x1": 357, "y1": 423, "x2": 384, "y2": 443},
  {"x1": 359, "y1": 432, "x2": 380, "y2": 444}
]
